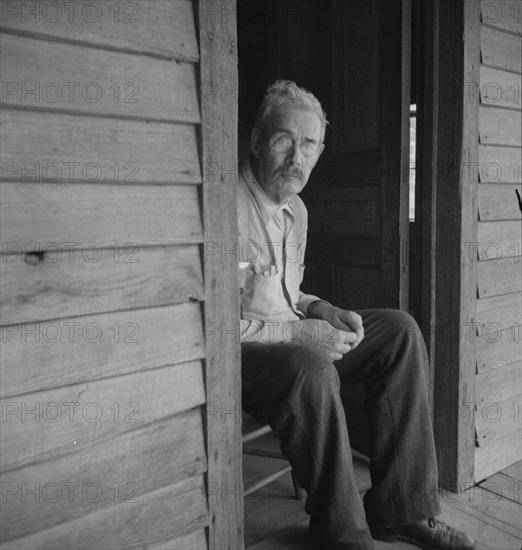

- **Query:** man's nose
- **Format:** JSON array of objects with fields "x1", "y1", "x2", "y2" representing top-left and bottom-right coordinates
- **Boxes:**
[{"x1": 288, "y1": 142, "x2": 303, "y2": 165}]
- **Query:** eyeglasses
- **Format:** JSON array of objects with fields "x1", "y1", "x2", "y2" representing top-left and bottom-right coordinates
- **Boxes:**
[{"x1": 260, "y1": 132, "x2": 321, "y2": 157}]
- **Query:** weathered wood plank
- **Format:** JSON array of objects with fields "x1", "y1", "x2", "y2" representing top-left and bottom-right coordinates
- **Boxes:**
[
  {"x1": 0, "y1": 109, "x2": 202, "y2": 185},
  {"x1": 2, "y1": 475, "x2": 209, "y2": 550},
  {"x1": 478, "y1": 183, "x2": 522, "y2": 220},
  {"x1": 1, "y1": 245, "x2": 204, "y2": 325},
  {"x1": 480, "y1": 66, "x2": 522, "y2": 110},
  {"x1": 0, "y1": 183, "x2": 203, "y2": 250},
  {"x1": 0, "y1": 360, "x2": 205, "y2": 471},
  {"x1": 480, "y1": 0, "x2": 522, "y2": 35},
  {"x1": 476, "y1": 292, "x2": 522, "y2": 331},
  {"x1": 148, "y1": 529, "x2": 208, "y2": 550},
  {"x1": 1, "y1": 409, "x2": 207, "y2": 543},
  {"x1": 1, "y1": 303, "x2": 205, "y2": 399},
  {"x1": 479, "y1": 471, "x2": 522, "y2": 504},
  {"x1": 438, "y1": 489, "x2": 522, "y2": 548},
  {"x1": 478, "y1": 145, "x2": 522, "y2": 183},
  {"x1": 335, "y1": 266, "x2": 381, "y2": 311},
  {"x1": 199, "y1": 0, "x2": 243, "y2": 548},
  {"x1": 475, "y1": 361, "x2": 522, "y2": 404},
  {"x1": 0, "y1": 0, "x2": 199, "y2": 63},
  {"x1": 475, "y1": 394, "x2": 521, "y2": 445},
  {"x1": 475, "y1": 432, "x2": 522, "y2": 482},
  {"x1": 479, "y1": 106, "x2": 522, "y2": 146},
  {"x1": 477, "y1": 220, "x2": 522, "y2": 260},
  {"x1": 0, "y1": 34, "x2": 200, "y2": 123},
  {"x1": 503, "y1": 460, "x2": 522, "y2": 481},
  {"x1": 477, "y1": 255, "x2": 522, "y2": 297},
  {"x1": 476, "y1": 324, "x2": 521, "y2": 372},
  {"x1": 481, "y1": 26, "x2": 522, "y2": 73}
]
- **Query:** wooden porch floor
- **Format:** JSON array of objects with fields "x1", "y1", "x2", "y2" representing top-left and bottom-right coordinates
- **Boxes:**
[{"x1": 244, "y1": 439, "x2": 522, "y2": 550}]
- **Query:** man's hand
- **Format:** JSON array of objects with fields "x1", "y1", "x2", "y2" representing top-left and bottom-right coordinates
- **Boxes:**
[
  {"x1": 307, "y1": 302, "x2": 365, "y2": 350},
  {"x1": 287, "y1": 319, "x2": 357, "y2": 361}
]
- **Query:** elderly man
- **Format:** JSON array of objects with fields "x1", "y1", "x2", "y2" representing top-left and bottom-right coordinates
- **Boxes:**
[{"x1": 238, "y1": 80, "x2": 475, "y2": 550}]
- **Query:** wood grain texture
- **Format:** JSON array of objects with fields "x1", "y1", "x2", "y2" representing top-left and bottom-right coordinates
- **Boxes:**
[
  {"x1": 481, "y1": 25, "x2": 522, "y2": 73},
  {"x1": 2, "y1": 475, "x2": 209, "y2": 550},
  {"x1": 303, "y1": 187, "x2": 381, "y2": 238},
  {"x1": 0, "y1": 0, "x2": 199, "y2": 62},
  {"x1": 476, "y1": 324, "x2": 522, "y2": 372},
  {"x1": 478, "y1": 145, "x2": 522, "y2": 183},
  {"x1": 479, "y1": 105, "x2": 522, "y2": 146},
  {"x1": 477, "y1": 256, "x2": 522, "y2": 297},
  {"x1": 1, "y1": 361, "x2": 205, "y2": 472},
  {"x1": 476, "y1": 292, "x2": 522, "y2": 330},
  {"x1": 475, "y1": 432, "x2": 522, "y2": 482},
  {"x1": 477, "y1": 220, "x2": 522, "y2": 260},
  {"x1": 1, "y1": 245, "x2": 204, "y2": 325},
  {"x1": 478, "y1": 470, "x2": 522, "y2": 505},
  {"x1": 1, "y1": 303, "x2": 205, "y2": 399},
  {"x1": 198, "y1": 0, "x2": 243, "y2": 548},
  {"x1": 0, "y1": 183, "x2": 203, "y2": 250},
  {"x1": 475, "y1": 361, "x2": 522, "y2": 404},
  {"x1": 0, "y1": 109, "x2": 202, "y2": 185},
  {"x1": 480, "y1": 66, "x2": 522, "y2": 109},
  {"x1": 1, "y1": 409, "x2": 207, "y2": 543},
  {"x1": 477, "y1": 183, "x2": 522, "y2": 220},
  {"x1": 475, "y1": 394, "x2": 521, "y2": 445},
  {"x1": 148, "y1": 529, "x2": 208, "y2": 550},
  {"x1": 480, "y1": 0, "x2": 522, "y2": 35},
  {"x1": 0, "y1": 33, "x2": 200, "y2": 123}
]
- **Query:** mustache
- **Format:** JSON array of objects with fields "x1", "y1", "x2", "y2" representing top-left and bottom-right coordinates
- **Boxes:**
[{"x1": 266, "y1": 163, "x2": 303, "y2": 182}]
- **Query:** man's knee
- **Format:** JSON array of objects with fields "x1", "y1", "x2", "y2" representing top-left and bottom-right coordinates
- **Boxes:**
[{"x1": 285, "y1": 344, "x2": 340, "y2": 390}]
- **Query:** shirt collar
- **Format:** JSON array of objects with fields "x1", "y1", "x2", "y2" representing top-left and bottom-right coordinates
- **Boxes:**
[{"x1": 240, "y1": 156, "x2": 294, "y2": 224}]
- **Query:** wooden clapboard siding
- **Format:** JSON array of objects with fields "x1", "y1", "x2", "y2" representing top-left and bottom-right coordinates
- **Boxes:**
[
  {"x1": 480, "y1": 26, "x2": 522, "y2": 73},
  {"x1": 0, "y1": 109, "x2": 202, "y2": 185},
  {"x1": 0, "y1": 0, "x2": 199, "y2": 62},
  {"x1": 477, "y1": 257, "x2": 522, "y2": 297},
  {"x1": 476, "y1": 361, "x2": 522, "y2": 404},
  {"x1": 149, "y1": 529, "x2": 208, "y2": 550},
  {"x1": 478, "y1": 145, "x2": 522, "y2": 183},
  {"x1": 0, "y1": 1, "x2": 239, "y2": 547},
  {"x1": 474, "y1": 7, "x2": 522, "y2": 482},
  {"x1": 1, "y1": 246, "x2": 204, "y2": 325},
  {"x1": 480, "y1": 0, "x2": 522, "y2": 35},
  {"x1": 478, "y1": 183, "x2": 522, "y2": 220},
  {"x1": 0, "y1": 409, "x2": 206, "y2": 542},
  {"x1": 477, "y1": 220, "x2": 521, "y2": 260},
  {"x1": 1, "y1": 361, "x2": 205, "y2": 471},
  {"x1": 0, "y1": 183, "x2": 202, "y2": 249},
  {"x1": 476, "y1": 292, "x2": 522, "y2": 330},
  {"x1": 1, "y1": 303, "x2": 204, "y2": 399},
  {"x1": 479, "y1": 105, "x2": 522, "y2": 146},
  {"x1": 475, "y1": 393, "x2": 521, "y2": 445},
  {"x1": 476, "y1": 325, "x2": 521, "y2": 372},
  {"x1": 1, "y1": 475, "x2": 209, "y2": 550},
  {"x1": 475, "y1": 433, "x2": 522, "y2": 482},
  {"x1": 0, "y1": 34, "x2": 200, "y2": 123},
  {"x1": 479, "y1": 66, "x2": 522, "y2": 110}
]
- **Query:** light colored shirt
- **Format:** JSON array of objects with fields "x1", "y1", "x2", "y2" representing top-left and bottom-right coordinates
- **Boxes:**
[{"x1": 238, "y1": 157, "x2": 322, "y2": 343}]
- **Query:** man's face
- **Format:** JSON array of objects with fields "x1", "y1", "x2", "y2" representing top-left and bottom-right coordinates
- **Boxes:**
[{"x1": 251, "y1": 105, "x2": 324, "y2": 204}]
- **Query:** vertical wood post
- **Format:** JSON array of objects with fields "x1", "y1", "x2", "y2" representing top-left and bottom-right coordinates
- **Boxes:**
[
  {"x1": 198, "y1": 1, "x2": 243, "y2": 548},
  {"x1": 433, "y1": 0, "x2": 479, "y2": 491}
]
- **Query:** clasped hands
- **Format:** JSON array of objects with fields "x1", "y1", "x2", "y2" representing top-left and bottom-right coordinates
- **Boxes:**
[{"x1": 288, "y1": 302, "x2": 364, "y2": 361}]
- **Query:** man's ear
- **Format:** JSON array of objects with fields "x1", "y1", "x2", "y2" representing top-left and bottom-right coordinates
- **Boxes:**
[{"x1": 251, "y1": 128, "x2": 262, "y2": 158}]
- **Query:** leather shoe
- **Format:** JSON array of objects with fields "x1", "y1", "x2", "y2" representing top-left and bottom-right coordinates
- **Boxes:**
[{"x1": 370, "y1": 517, "x2": 476, "y2": 550}]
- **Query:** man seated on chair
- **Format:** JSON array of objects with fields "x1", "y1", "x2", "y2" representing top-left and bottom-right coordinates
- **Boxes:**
[{"x1": 238, "y1": 80, "x2": 475, "y2": 550}]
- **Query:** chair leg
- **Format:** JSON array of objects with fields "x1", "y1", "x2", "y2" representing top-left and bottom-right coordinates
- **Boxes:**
[{"x1": 291, "y1": 471, "x2": 303, "y2": 500}]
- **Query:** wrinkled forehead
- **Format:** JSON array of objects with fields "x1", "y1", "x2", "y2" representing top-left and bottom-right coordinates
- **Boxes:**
[{"x1": 263, "y1": 103, "x2": 324, "y2": 141}]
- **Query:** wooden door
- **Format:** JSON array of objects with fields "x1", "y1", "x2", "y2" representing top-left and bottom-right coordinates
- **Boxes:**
[{"x1": 297, "y1": 0, "x2": 411, "y2": 312}]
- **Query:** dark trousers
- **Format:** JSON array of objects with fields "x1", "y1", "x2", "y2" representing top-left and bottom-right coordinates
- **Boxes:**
[{"x1": 241, "y1": 309, "x2": 441, "y2": 550}]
